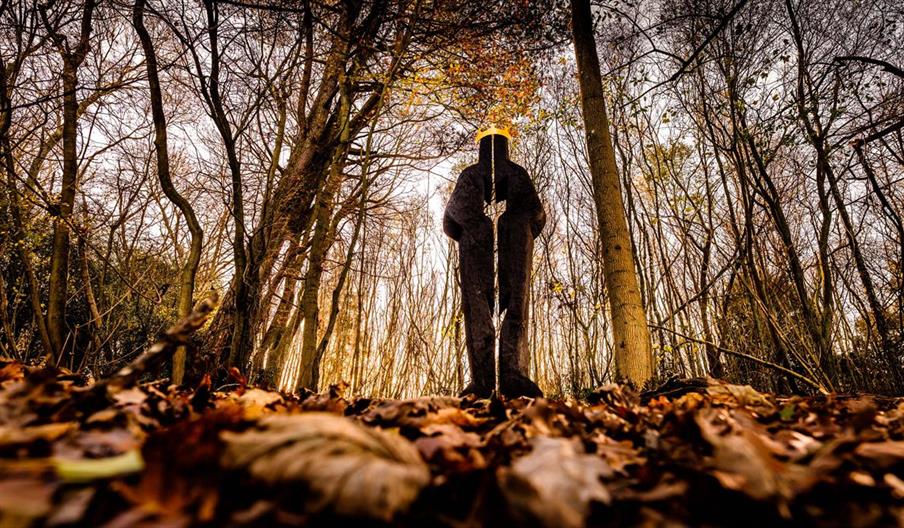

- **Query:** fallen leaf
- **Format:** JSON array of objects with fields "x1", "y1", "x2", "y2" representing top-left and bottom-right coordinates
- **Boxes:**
[
  {"x1": 236, "y1": 388, "x2": 284, "y2": 419},
  {"x1": 420, "y1": 406, "x2": 483, "y2": 428},
  {"x1": 0, "y1": 477, "x2": 56, "y2": 525},
  {"x1": 221, "y1": 413, "x2": 429, "y2": 521},
  {"x1": 46, "y1": 488, "x2": 94, "y2": 526},
  {"x1": 54, "y1": 449, "x2": 145, "y2": 483},
  {"x1": 590, "y1": 432, "x2": 645, "y2": 473},
  {"x1": 884, "y1": 473, "x2": 904, "y2": 499},
  {"x1": 415, "y1": 423, "x2": 485, "y2": 471},
  {"x1": 0, "y1": 361, "x2": 25, "y2": 382},
  {"x1": 844, "y1": 397, "x2": 878, "y2": 431},
  {"x1": 855, "y1": 441, "x2": 904, "y2": 468},
  {"x1": 498, "y1": 436, "x2": 611, "y2": 528},
  {"x1": 0, "y1": 422, "x2": 76, "y2": 448},
  {"x1": 53, "y1": 428, "x2": 142, "y2": 459},
  {"x1": 706, "y1": 382, "x2": 774, "y2": 412},
  {"x1": 850, "y1": 470, "x2": 876, "y2": 486},
  {"x1": 696, "y1": 409, "x2": 810, "y2": 502},
  {"x1": 112, "y1": 387, "x2": 147, "y2": 408},
  {"x1": 616, "y1": 476, "x2": 688, "y2": 502},
  {"x1": 365, "y1": 397, "x2": 479, "y2": 429},
  {"x1": 420, "y1": 423, "x2": 482, "y2": 448},
  {"x1": 772, "y1": 429, "x2": 821, "y2": 461}
]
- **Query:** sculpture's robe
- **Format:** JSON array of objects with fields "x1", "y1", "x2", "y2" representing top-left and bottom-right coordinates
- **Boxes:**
[
  {"x1": 496, "y1": 161, "x2": 545, "y2": 397},
  {"x1": 444, "y1": 134, "x2": 544, "y2": 398},
  {"x1": 443, "y1": 165, "x2": 495, "y2": 396}
]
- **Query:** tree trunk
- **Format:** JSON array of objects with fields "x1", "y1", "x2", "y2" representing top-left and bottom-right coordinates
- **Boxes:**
[
  {"x1": 256, "y1": 243, "x2": 303, "y2": 387},
  {"x1": 296, "y1": 185, "x2": 336, "y2": 390},
  {"x1": 78, "y1": 233, "x2": 103, "y2": 360},
  {"x1": 41, "y1": 0, "x2": 97, "y2": 361},
  {"x1": 571, "y1": 0, "x2": 654, "y2": 386},
  {"x1": 0, "y1": 59, "x2": 53, "y2": 358},
  {"x1": 45, "y1": 64, "x2": 77, "y2": 360},
  {"x1": 133, "y1": 0, "x2": 203, "y2": 384}
]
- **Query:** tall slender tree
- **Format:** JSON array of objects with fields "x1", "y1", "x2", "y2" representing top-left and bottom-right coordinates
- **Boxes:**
[
  {"x1": 570, "y1": 0, "x2": 654, "y2": 386},
  {"x1": 39, "y1": 0, "x2": 97, "y2": 360},
  {"x1": 133, "y1": 0, "x2": 203, "y2": 384}
]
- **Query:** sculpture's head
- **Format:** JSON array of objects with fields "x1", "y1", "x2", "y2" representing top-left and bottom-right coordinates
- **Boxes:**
[
  {"x1": 476, "y1": 125, "x2": 511, "y2": 166},
  {"x1": 475, "y1": 125, "x2": 519, "y2": 201},
  {"x1": 475, "y1": 125, "x2": 512, "y2": 144}
]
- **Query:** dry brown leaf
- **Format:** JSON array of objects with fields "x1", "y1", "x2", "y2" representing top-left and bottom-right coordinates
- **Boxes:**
[
  {"x1": 675, "y1": 391, "x2": 705, "y2": 411},
  {"x1": 884, "y1": 473, "x2": 904, "y2": 499},
  {"x1": 616, "y1": 477, "x2": 688, "y2": 502},
  {"x1": 420, "y1": 423, "x2": 482, "y2": 448},
  {"x1": 706, "y1": 382, "x2": 774, "y2": 412},
  {"x1": 696, "y1": 409, "x2": 810, "y2": 502},
  {"x1": 221, "y1": 413, "x2": 429, "y2": 521},
  {"x1": 0, "y1": 477, "x2": 56, "y2": 525},
  {"x1": 697, "y1": 411, "x2": 778, "y2": 499},
  {"x1": 420, "y1": 406, "x2": 483, "y2": 428},
  {"x1": 235, "y1": 388, "x2": 284, "y2": 419},
  {"x1": 772, "y1": 429, "x2": 822, "y2": 461},
  {"x1": 53, "y1": 428, "x2": 141, "y2": 459},
  {"x1": 364, "y1": 397, "x2": 474, "y2": 429},
  {"x1": 0, "y1": 361, "x2": 25, "y2": 382},
  {"x1": 0, "y1": 422, "x2": 76, "y2": 447},
  {"x1": 45, "y1": 488, "x2": 94, "y2": 526},
  {"x1": 855, "y1": 441, "x2": 904, "y2": 468},
  {"x1": 111, "y1": 388, "x2": 147, "y2": 408},
  {"x1": 589, "y1": 431, "x2": 645, "y2": 473},
  {"x1": 499, "y1": 436, "x2": 611, "y2": 528},
  {"x1": 415, "y1": 423, "x2": 485, "y2": 471}
]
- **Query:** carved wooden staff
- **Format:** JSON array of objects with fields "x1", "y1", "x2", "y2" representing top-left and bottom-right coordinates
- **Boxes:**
[
  {"x1": 477, "y1": 124, "x2": 511, "y2": 396},
  {"x1": 488, "y1": 134, "x2": 502, "y2": 395}
]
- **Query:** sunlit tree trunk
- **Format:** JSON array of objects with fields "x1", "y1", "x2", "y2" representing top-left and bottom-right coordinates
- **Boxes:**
[{"x1": 571, "y1": 0, "x2": 653, "y2": 386}]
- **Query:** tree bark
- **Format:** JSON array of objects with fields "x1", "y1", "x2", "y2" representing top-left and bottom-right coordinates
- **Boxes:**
[
  {"x1": 295, "y1": 57, "x2": 358, "y2": 391},
  {"x1": 40, "y1": 0, "x2": 97, "y2": 361},
  {"x1": 571, "y1": 0, "x2": 654, "y2": 386},
  {"x1": 78, "y1": 232, "x2": 103, "y2": 359},
  {"x1": 133, "y1": 0, "x2": 204, "y2": 384},
  {"x1": 296, "y1": 180, "x2": 339, "y2": 390},
  {"x1": 256, "y1": 246, "x2": 303, "y2": 387},
  {"x1": 0, "y1": 57, "x2": 53, "y2": 357}
]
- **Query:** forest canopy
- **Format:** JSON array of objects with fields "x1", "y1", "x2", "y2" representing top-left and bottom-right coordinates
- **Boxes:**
[{"x1": 0, "y1": 0, "x2": 902, "y2": 398}]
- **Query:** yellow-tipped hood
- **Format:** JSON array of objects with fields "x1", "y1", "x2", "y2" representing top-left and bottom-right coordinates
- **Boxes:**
[{"x1": 475, "y1": 125, "x2": 513, "y2": 143}]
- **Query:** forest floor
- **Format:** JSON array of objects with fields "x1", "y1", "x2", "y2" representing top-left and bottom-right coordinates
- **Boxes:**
[{"x1": 1, "y1": 358, "x2": 903, "y2": 527}]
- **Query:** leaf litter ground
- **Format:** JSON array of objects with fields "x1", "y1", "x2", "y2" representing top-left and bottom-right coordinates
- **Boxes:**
[{"x1": 1, "y1": 358, "x2": 904, "y2": 527}]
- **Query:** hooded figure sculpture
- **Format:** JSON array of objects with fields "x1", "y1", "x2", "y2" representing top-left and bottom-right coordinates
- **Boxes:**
[{"x1": 443, "y1": 127, "x2": 545, "y2": 398}]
